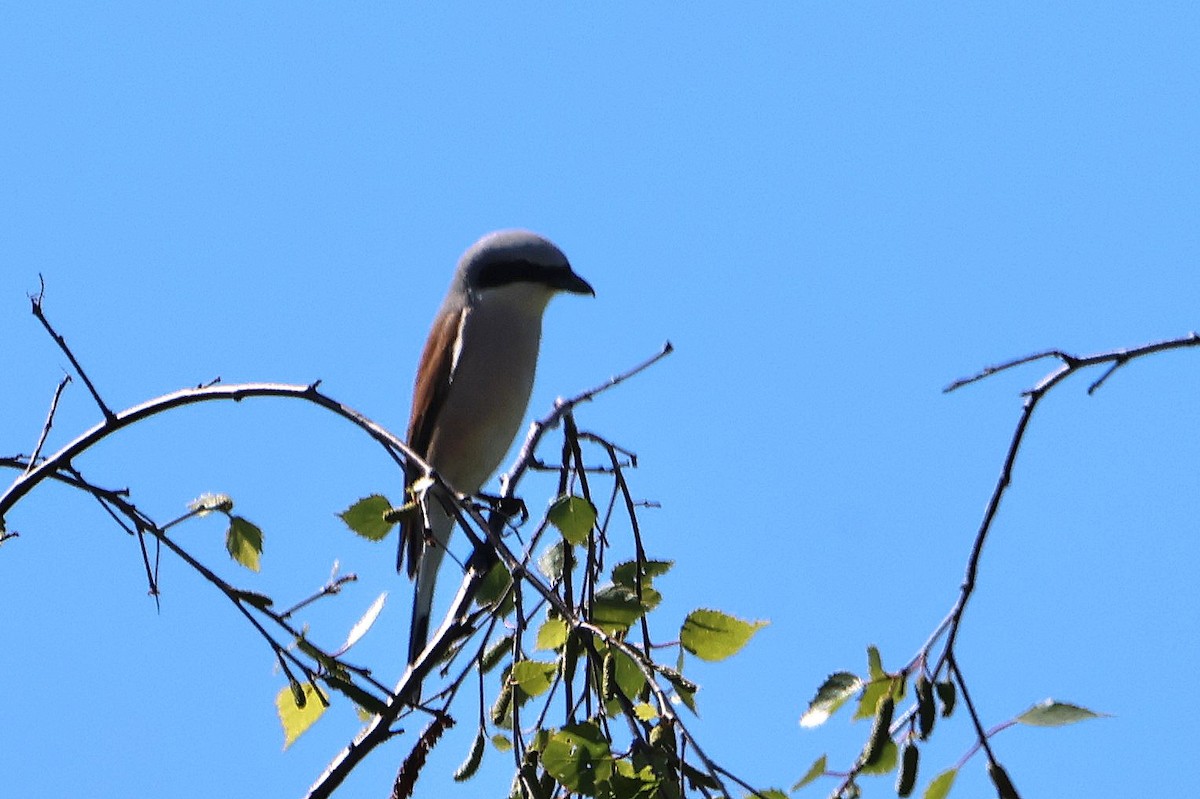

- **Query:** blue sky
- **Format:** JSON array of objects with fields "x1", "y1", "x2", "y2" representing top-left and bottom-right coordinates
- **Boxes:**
[{"x1": 3, "y1": 4, "x2": 1199, "y2": 798}]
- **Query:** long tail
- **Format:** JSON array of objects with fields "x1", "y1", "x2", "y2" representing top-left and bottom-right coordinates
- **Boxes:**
[{"x1": 407, "y1": 500, "x2": 454, "y2": 668}]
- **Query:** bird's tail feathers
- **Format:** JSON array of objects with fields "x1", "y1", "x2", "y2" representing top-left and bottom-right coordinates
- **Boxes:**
[{"x1": 407, "y1": 502, "x2": 453, "y2": 668}]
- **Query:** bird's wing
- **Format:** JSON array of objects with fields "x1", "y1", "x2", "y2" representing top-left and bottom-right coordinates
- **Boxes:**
[{"x1": 398, "y1": 305, "x2": 464, "y2": 577}]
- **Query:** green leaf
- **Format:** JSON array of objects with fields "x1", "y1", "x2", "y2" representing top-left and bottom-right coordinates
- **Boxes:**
[
  {"x1": 226, "y1": 516, "x2": 263, "y2": 571},
  {"x1": 491, "y1": 733, "x2": 513, "y2": 752},
  {"x1": 276, "y1": 683, "x2": 326, "y2": 749},
  {"x1": 592, "y1": 584, "x2": 646, "y2": 633},
  {"x1": 335, "y1": 591, "x2": 387, "y2": 655},
  {"x1": 548, "y1": 494, "x2": 597, "y2": 545},
  {"x1": 748, "y1": 791, "x2": 789, "y2": 799},
  {"x1": 867, "y1": 645, "x2": 885, "y2": 680},
  {"x1": 536, "y1": 617, "x2": 569, "y2": 651},
  {"x1": 1016, "y1": 699, "x2": 1108, "y2": 727},
  {"x1": 854, "y1": 671, "x2": 906, "y2": 722},
  {"x1": 454, "y1": 731, "x2": 486, "y2": 782},
  {"x1": 611, "y1": 760, "x2": 661, "y2": 799},
  {"x1": 611, "y1": 559, "x2": 673, "y2": 589},
  {"x1": 541, "y1": 722, "x2": 613, "y2": 794},
  {"x1": 792, "y1": 754, "x2": 827, "y2": 790},
  {"x1": 481, "y1": 633, "x2": 513, "y2": 674},
  {"x1": 800, "y1": 672, "x2": 863, "y2": 728},
  {"x1": 608, "y1": 647, "x2": 648, "y2": 704},
  {"x1": 511, "y1": 659, "x2": 558, "y2": 698},
  {"x1": 859, "y1": 739, "x2": 898, "y2": 776},
  {"x1": 923, "y1": 768, "x2": 957, "y2": 799},
  {"x1": 539, "y1": 539, "x2": 568, "y2": 581},
  {"x1": 679, "y1": 609, "x2": 767, "y2": 662},
  {"x1": 338, "y1": 494, "x2": 394, "y2": 541},
  {"x1": 475, "y1": 560, "x2": 514, "y2": 608},
  {"x1": 632, "y1": 702, "x2": 658, "y2": 722}
]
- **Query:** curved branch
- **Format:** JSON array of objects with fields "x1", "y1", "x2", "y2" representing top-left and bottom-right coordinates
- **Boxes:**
[{"x1": 1, "y1": 381, "x2": 426, "y2": 531}]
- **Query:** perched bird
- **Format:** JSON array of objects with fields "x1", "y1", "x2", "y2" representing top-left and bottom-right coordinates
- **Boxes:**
[{"x1": 400, "y1": 230, "x2": 594, "y2": 669}]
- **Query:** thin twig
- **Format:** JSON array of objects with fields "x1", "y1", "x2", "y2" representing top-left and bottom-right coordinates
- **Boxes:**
[
  {"x1": 30, "y1": 278, "x2": 114, "y2": 420},
  {"x1": 279, "y1": 574, "x2": 359, "y2": 620},
  {"x1": 25, "y1": 375, "x2": 71, "y2": 475},
  {"x1": 948, "y1": 655, "x2": 996, "y2": 765}
]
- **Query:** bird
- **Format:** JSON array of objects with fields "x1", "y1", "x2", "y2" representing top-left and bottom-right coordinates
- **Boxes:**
[{"x1": 399, "y1": 229, "x2": 594, "y2": 671}]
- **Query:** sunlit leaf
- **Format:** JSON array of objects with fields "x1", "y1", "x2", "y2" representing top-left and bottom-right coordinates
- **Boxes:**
[
  {"x1": 338, "y1": 494, "x2": 394, "y2": 542},
  {"x1": 633, "y1": 702, "x2": 658, "y2": 722},
  {"x1": 867, "y1": 645, "x2": 885, "y2": 680},
  {"x1": 481, "y1": 634, "x2": 513, "y2": 674},
  {"x1": 611, "y1": 559, "x2": 673, "y2": 589},
  {"x1": 335, "y1": 591, "x2": 387, "y2": 655},
  {"x1": 592, "y1": 584, "x2": 645, "y2": 632},
  {"x1": 536, "y1": 617, "x2": 569, "y2": 651},
  {"x1": 923, "y1": 768, "x2": 957, "y2": 799},
  {"x1": 541, "y1": 722, "x2": 613, "y2": 794},
  {"x1": 475, "y1": 560, "x2": 513, "y2": 608},
  {"x1": 1016, "y1": 699, "x2": 1108, "y2": 727},
  {"x1": 511, "y1": 659, "x2": 558, "y2": 698},
  {"x1": 276, "y1": 683, "x2": 325, "y2": 749},
  {"x1": 189, "y1": 492, "x2": 233, "y2": 515},
  {"x1": 800, "y1": 672, "x2": 863, "y2": 728},
  {"x1": 611, "y1": 759, "x2": 661, "y2": 798},
  {"x1": 548, "y1": 495, "x2": 597, "y2": 545},
  {"x1": 539, "y1": 539, "x2": 568, "y2": 581},
  {"x1": 453, "y1": 731, "x2": 485, "y2": 782},
  {"x1": 679, "y1": 609, "x2": 767, "y2": 662},
  {"x1": 854, "y1": 674, "x2": 906, "y2": 721},
  {"x1": 792, "y1": 754, "x2": 827, "y2": 790},
  {"x1": 226, "y1": 516, "x2": 263, "y2": 571},
  {"x1": 609, "y1": 647, "x2": 648, "y2": 703}
]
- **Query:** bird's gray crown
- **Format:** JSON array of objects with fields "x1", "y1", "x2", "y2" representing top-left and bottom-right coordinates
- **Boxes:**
[{"x1": 456, "y1": 230, "x2": 591, "y2": 295}]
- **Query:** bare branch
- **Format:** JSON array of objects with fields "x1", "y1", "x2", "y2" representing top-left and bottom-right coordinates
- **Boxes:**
[
  {"x1": 941, "y1": 331, "x2": 1200, "y2": 661},
  {"x1": 826, "y1": 331, "x2": 1200, "y2": 798},
  {"x1": 30, "y1": 280, "x2": 114, "y2": 420},
  {"x1": 1, "y1": 381, "x2": 426, "y2": 531},
  {"x1": 24, "y1": 375, "x2": 71, "y2": 475}
]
